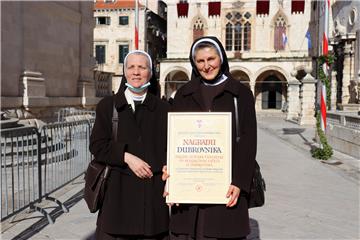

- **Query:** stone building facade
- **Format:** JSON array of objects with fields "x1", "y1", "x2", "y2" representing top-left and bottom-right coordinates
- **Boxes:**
[
  {"x1": 329, "y1": 1, "x2": 360, "y2": 110},
  {"x1": 93, "y1": 0, "x2": 166, "y2": 93},
  {"x1": 159, "y1": 0, "x2": 316, "y2": 123},
  {"x1": 1, "y1": 1, "x2": 97, "y2": 121}
]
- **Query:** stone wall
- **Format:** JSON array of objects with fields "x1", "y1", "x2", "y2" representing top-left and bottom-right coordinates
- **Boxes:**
[
  {"x1": 326, "y1": 111, "x2": 360, "y2": 159},
  {"x1": 165, "y1": 1, "x2": 310, "y2": 59},
  {"x1": 1, "y1": 1, "x2": 98, "y2": 119}
]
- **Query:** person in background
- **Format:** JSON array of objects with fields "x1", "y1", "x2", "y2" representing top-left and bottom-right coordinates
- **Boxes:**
[
  {"x1": 164, "y1": 36, "x2": 257, "y2": 239},
  {"x1": 90, "y1": 50, "x2": 169, "y2": 240}
]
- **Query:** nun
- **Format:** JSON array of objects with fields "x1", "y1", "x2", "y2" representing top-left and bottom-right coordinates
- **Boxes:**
[
  {"x1": 167, "y1": 36, "x2": 257, "y2": 239},
  {"x1": 90, "y1": 50, "x2": 169, "y2": 240}
]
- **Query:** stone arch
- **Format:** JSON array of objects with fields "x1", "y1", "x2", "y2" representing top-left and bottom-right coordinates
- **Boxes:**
[
  {"x1": 230, "y1": 66, "x2": 251, "y2": 88},
  {"x1": 271, "y1": 10, "x2": 289, "y2": 51},
  {"x1": 164, "y1": 69, "x2": 190, "y2": 99},
  {"x1": 254, "y1": 65, "x2": 289, "y2": 81},
  {"x1": 294, "y1": 65, "x2": 307, "y2": 80},
  {"x1": 191, "y1": 14, "x2": 208, "y2": 41},
  {"x1": 254, "y1": 68, "x2": 288, "y2": 110},
  {"x1": 161, "y1": 66, "x2": 190, "y2": 83},
  {"x1": 271, "y1": 9, "x2": 289, "y2": 27},
  {"x1": 191, "y1": 14, "x2": 208, "y2": 30}
]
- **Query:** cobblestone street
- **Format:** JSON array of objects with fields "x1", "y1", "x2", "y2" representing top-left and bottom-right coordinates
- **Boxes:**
[{"x1": 2, "y1": 115, "x2": 359, "y2": 240}]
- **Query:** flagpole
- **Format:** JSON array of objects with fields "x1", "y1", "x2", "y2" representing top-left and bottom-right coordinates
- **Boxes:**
[
  {"x1": 135, "y1": 0, "x2": 139, "y2": 50},
  {"x1": 320, "y1": 0, "x2": 330, "y2": 133},
  {"x1": 318, "y1": 0, "x2": 330, "y2": 150}
]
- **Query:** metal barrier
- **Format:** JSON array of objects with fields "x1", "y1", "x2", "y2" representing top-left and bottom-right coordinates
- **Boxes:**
[
  {"x1": 57, "y1": 108, "x2": 95, "y2": 122},
  {"x1": 1, "y1": 119, "x2": 94, "y2": 223},
  {"x1": 1, "y1": 126, "x2": 40, "y2": 222}
]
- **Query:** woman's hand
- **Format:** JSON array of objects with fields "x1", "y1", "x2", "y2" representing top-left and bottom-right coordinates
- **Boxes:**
[
  {"x1": 162, "y1": 165, "x2": 169, "y2": 181},
  {"x1": 162, "y1": 165, "x2": 179, "y2": 207},
  {"x1": 162, "y1": 166, "x2": 169, "y2": 197},
  {"x1": 124, "y1": 152, "x2": 153, "y2": 178},
  {"x1": 226, "y1": 185, "x2": 240, "y2": 207}
]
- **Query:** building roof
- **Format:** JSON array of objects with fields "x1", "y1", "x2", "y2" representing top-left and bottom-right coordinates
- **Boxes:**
[{"x1": 94, "y1": 0, "x2": 144, "y2": 10}]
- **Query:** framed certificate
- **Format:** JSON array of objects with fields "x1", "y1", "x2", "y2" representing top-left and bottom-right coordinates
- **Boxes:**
[{"x1": 166, "y1": 112, "x2": 232, "y2": 204}]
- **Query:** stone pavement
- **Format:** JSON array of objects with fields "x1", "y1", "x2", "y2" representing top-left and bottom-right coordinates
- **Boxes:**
[{"x1": 1, "y1": 114, "x2": 359, "y2": 240}]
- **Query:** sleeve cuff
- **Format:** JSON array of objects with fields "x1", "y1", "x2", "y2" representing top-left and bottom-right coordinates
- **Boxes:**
[{"x1": 109, "y1": 141, "x2": 127, "y2": 167}]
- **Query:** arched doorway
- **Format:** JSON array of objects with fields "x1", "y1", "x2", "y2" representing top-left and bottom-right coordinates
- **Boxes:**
[
  {"x1": 255, "y1": 70, "x2": 287, "y2": 110},
  {"x1": 261, "y1": 76, "x2": 282, "y2": 109},
  {"x1": 231, "y1": 70, "x2": 250, "y2": 88},
  {"x1": 165, "y1": 71, "x2": 189, "y2": 99}
]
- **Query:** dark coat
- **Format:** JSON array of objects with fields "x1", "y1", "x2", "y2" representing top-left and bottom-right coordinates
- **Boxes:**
[
  {"x1": 169, "y1": 36, "x2": 257, "y2": 238},
  {"x1": 89, "y1": 90, "x2": 169, "y2": 236}
]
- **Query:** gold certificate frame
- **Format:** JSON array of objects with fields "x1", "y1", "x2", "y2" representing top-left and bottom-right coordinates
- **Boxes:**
[{"x1": 166, "y1": 112, "x2": 232, "y2": 204}]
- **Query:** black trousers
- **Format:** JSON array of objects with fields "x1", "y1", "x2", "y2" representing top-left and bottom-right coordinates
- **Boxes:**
[
  {"x1": 95, "y1": 228, "x2": 169, "y2": 240},
  {"x1": 170, "y1": 208, "x2": 246, "y2": 240}
]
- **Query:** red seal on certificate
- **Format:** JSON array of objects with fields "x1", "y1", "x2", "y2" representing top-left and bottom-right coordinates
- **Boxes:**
[{"x1": 195, "y1": 184, "x2": 203, "y2": 192}]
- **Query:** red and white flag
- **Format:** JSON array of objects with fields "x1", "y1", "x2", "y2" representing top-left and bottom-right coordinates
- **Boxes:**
[
  {"x1": 319, "y1": 0, "x2": 330, "y2": 131},
  {"x1": 320, "y1": 85, "x2": 327, "y2": 131},
  {"x1": 135, "y1": 0, "x2": 139, "y2": 50}
]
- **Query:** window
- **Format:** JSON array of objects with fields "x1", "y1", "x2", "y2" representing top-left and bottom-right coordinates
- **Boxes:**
[
  {"x1": 95, "y1": 45, "x2": 106, "y2": 64},
  {"x1": 119, "y1": 44, "x2": 129, "y2": 64},
  {"x1": 225, "y1": 12, "x2": 252, "y2": 51},
  {"x1": 274, "y1": 15, "x2": 286, "y2": 51},
  {"x1": 291, "y1": 0, "x2": 305, "y2": 14},
  {"x1": 225, "y1": 23, "x2": 232, "y2": 51},
  {"x1": 96, "y1": 16, "x2": 111, "y2": 25},
  {"x1": 193, "y1": 17, "x2": 204, "y2": 41},
  {"x1": 119, "y1": 16, "x2": 129, "y2": 25},
  {"x1": 244, "y1": 22, "x2": 251, "y2": 51},
  {"x1": 234, "y1": 22, "x2": 241, "y2": 51},
  {"x1": 256, "y1": 0, "x2": 269, "y2": 15}
]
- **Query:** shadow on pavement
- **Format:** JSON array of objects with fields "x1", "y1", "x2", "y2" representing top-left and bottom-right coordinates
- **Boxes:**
[
  {"x1": 282, "y1": 127, "x2": 317, "y2": 150},
  {"x1": 83, "y1": 219, "x2": 261, "y2": 240},
  {"x1": 12, "y1": 189, "x2": 84, "y2": 240},
  {"x1": 247, "y1": 218, "x2": 261, "y2": 239},
  {"x1": 84, "y1": 230, "x2": 96, "y2": 240}
]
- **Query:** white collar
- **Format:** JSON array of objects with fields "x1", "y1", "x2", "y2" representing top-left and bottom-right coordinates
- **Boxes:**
[
  {"x1": 124, "y1": 88, "x2": 147, "y2": 112},
  {"x1": 202, "y1": 74, "x2": 228, "y2": 86}
]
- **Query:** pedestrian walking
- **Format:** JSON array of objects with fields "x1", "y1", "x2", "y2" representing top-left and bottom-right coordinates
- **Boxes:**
[
  {"x1": 90, "y1": 50, "x2": 169, "y2": 240},
  {"x1": 165, "y1": 36, "x2": 257, "y2": 239}
]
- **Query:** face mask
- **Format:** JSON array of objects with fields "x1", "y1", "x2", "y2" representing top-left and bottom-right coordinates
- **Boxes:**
[{"x1": 125, "y1": 82, "x2": 151, "y2": 93}]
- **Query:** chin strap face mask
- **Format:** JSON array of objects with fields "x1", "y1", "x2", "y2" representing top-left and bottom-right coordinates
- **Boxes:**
[{"x1": 125, "y1": 82, "x2": 151, "y2": 93}]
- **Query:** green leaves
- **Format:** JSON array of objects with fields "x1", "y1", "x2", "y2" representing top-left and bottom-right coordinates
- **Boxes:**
[{"x1": 312, "y1": 112, "x2": 333, "y2": 160}]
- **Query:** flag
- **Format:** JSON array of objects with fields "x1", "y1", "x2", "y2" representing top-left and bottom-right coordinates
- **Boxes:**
[
  {"x1": 305, "y1": 30, "x2": 312, "y2": 50},
  {"x1": 282, "y1": 32, "x2": 288, "y2": 48},
  {"x1": 319, "y1": 0, "x2": 330, "y2": 56},
  {"x1": 320, "y1": 84, "x2": 327, "y2": 131},
  {"x1": 322, "y1": 0, "x2": 330, "y2": 55},
  {"x1": 322, "y1": 63, "x2": 329, "y2": 77},
  {"x1": 319, "y1": 0, "x2": 330, "y2": 131},
  {"x1": 135, "y1": 0, "x2": 139, "y2": 50}
]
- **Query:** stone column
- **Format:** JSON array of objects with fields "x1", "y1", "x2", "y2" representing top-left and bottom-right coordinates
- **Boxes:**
[
  {"x1": 160, "y1": 81, "x2": 166, "y2": 98},
  {"x1": 250, "y1": 81, "x2": 255, "y2": 96},
  {"x1": 342, "y1": 42, "x2": 352, "y2": 104},
  {"x1": 330, "y1": 70, "x2": 337, "y2": 110},
  {"x1": 286, "y1": 71, "x2": 300, "y2": 121},
  {"x1": 20, "y1": 70, "x2": 49, "y2": 109},
  {"x1": 299, "y1": 69, "x2": 317, "y2": 125}
]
